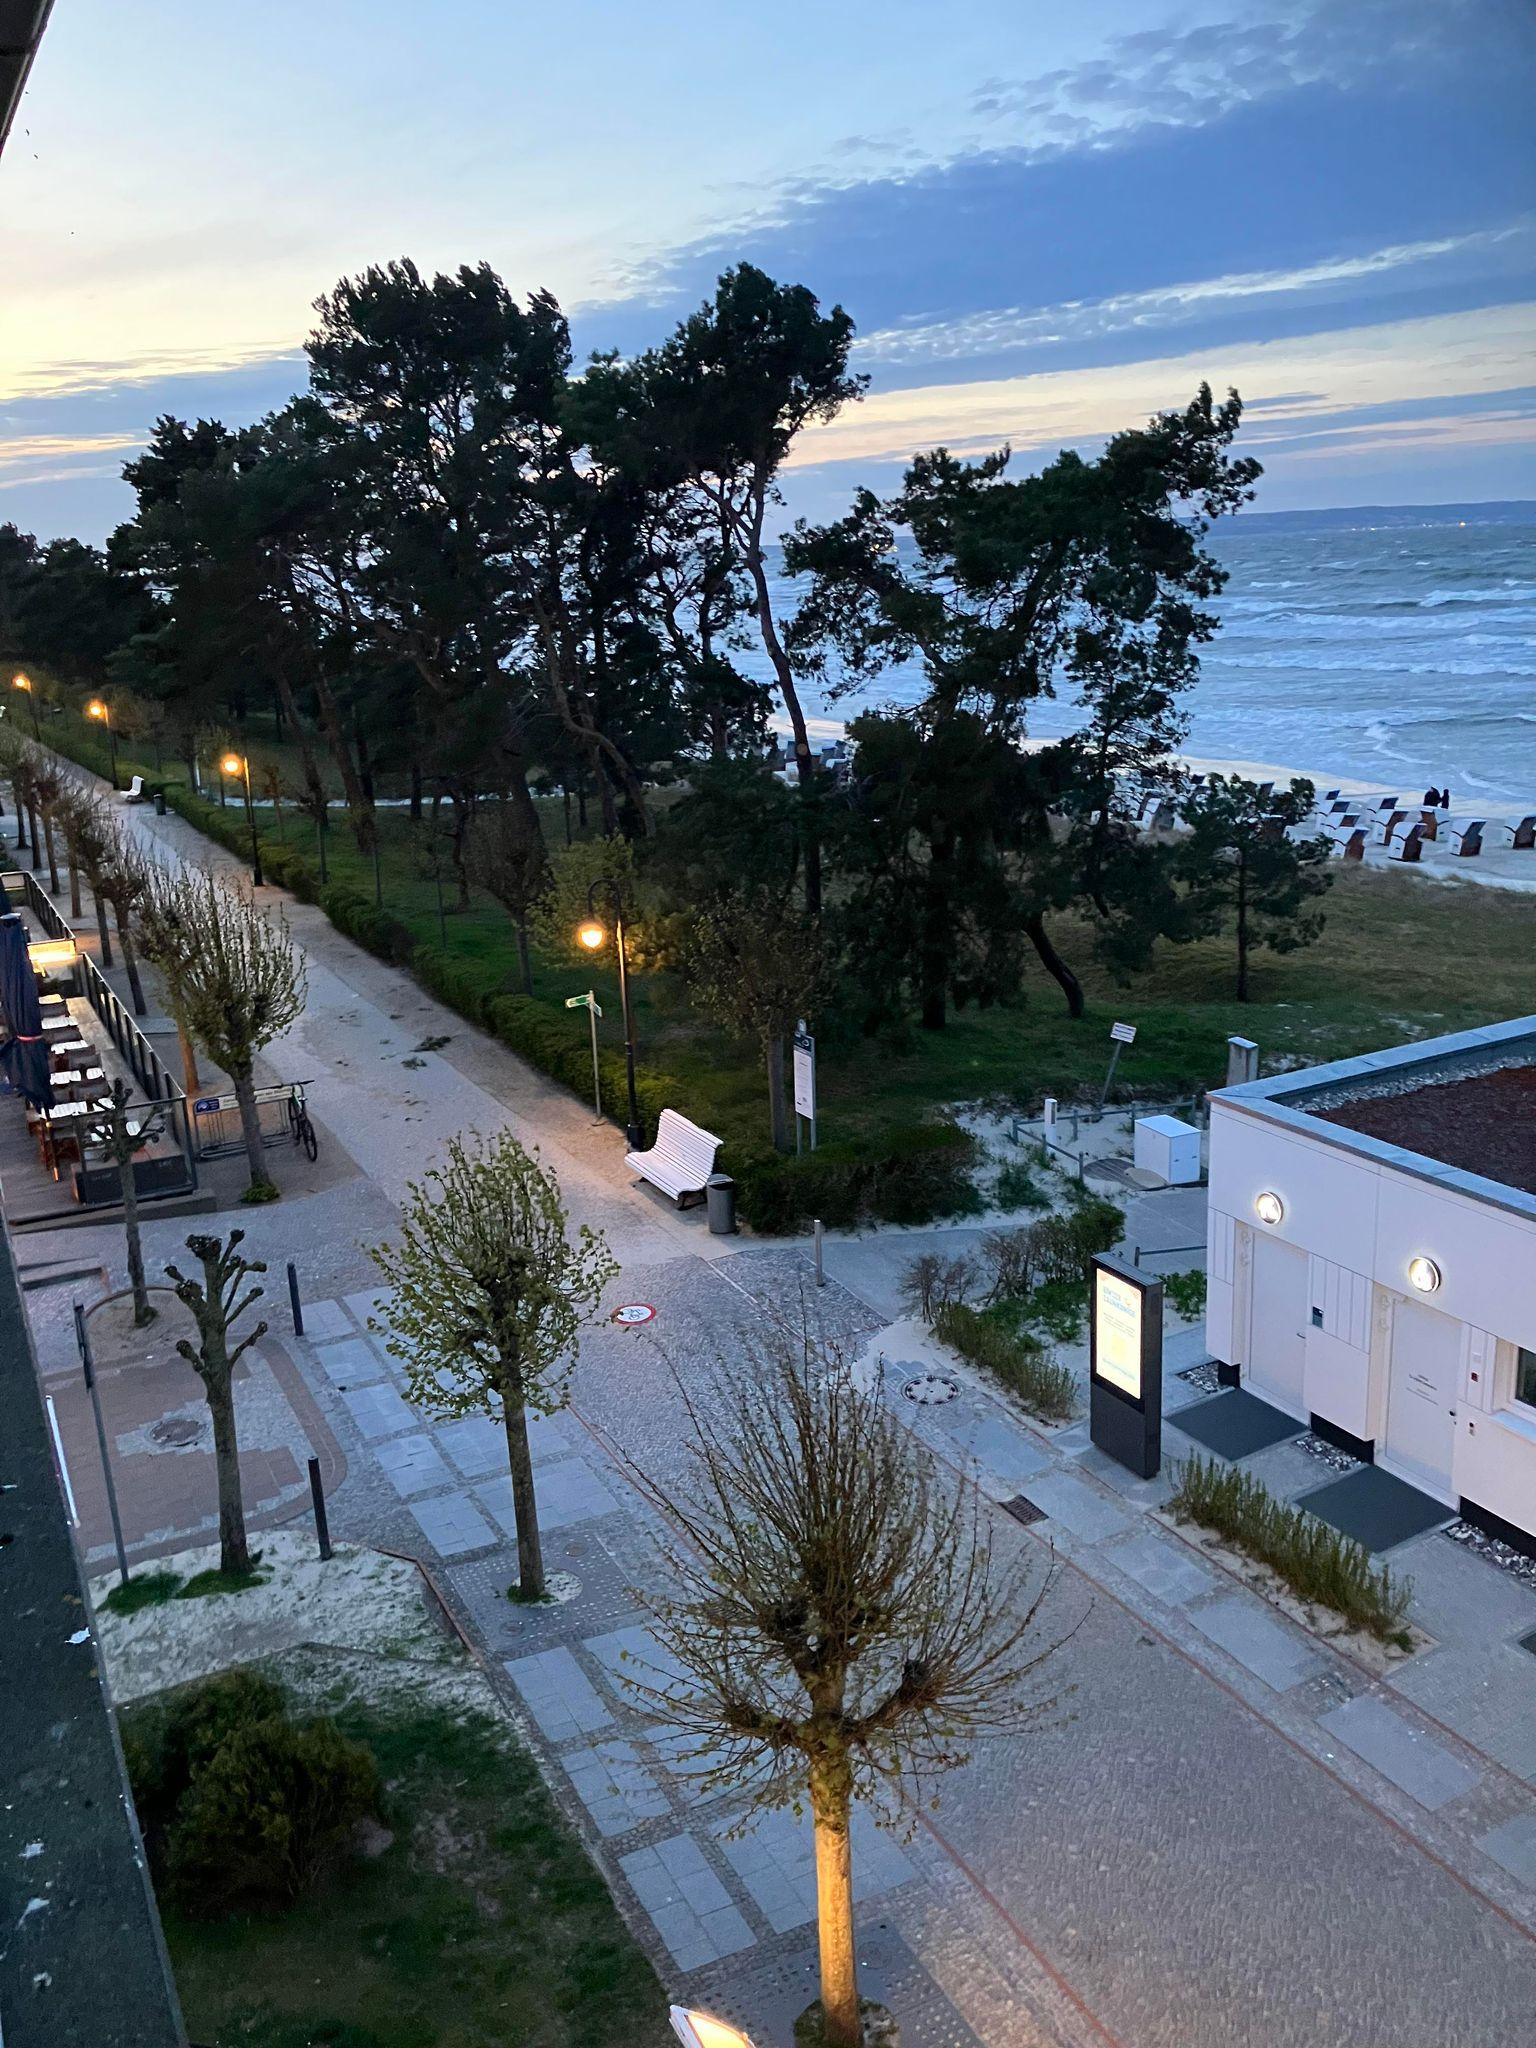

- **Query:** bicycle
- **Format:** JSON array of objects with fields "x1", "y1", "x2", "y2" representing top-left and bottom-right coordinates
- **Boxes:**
[{"x1": 287, "y1": 1084, "x2": 319, "y2": 1162}]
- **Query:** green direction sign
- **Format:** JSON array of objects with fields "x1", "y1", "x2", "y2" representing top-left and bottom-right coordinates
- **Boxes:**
[{"x1": 566, "y1": 993, "x2": 603, "y2": 1017}]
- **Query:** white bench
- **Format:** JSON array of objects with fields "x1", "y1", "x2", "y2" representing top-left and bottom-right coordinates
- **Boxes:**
[
  {"x1": 121, "y1": 774, "x2": 146, "y2": 803},
  {"x1": 625, "y1": 1108, "x2": 721, "y2": 1207}
]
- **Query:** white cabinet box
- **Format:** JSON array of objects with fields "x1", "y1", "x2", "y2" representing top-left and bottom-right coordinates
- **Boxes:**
[{"x1": 1133, "y1": 1114, "x2": 1202, "y2": 1186}]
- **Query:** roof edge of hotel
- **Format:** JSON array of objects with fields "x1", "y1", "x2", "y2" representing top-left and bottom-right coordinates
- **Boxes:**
[{"x1": 1211, "y1": 1014, "x2": 1536, "y2": 1225}]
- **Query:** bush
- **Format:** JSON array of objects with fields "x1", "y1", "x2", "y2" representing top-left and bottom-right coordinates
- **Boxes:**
[
  {"x1": 1163, "y1": 1268, "x2": 1208, "y2": 1320},
  {"x1": 993, "y1": 1158, "x2": 1051, "y2": 1212},
  {"x1": 168, "y1": 1713, "x2": 381, "y2": 1913},
  {"x1": 735, "y1": 1120, "x2": 981, "y2": 1235},
  {"x1": 157, "y1": 1671, "x2": 290, "y2": 1817},
  {"x1": 898, "y1": 1250, "x2": 978, "y2": 1322},
  {"x1": 321, "y1": 885, "x2": 417, "y2": 967},
  {"x1": 1168, "y1": 1454, "x2": 1412, "y2": 1643},
  {"x1": 934, "y1": 1301, "x2": 1077, "y2": 1422},
  {"x1": 1017, "y1": 1278, "x2": 1088, "y2": 1346}
]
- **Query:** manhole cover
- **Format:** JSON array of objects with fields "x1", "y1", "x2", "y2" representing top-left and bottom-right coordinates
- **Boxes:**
[
  {"x1": 1001, "y1": 1495, "x2": 1047, "y2": 1527},
  {"x1": 151, "y1": 1417, "x2": 202, "y2": 1448},
  {"x1": 902, "y1": 1371, "x2": 960, "y2": 1407}
]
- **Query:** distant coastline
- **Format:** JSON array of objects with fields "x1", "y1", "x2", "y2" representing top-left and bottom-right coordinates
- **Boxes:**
[{"x1": 1227, "y1": 499, "x2": 1536, "y2": 532}]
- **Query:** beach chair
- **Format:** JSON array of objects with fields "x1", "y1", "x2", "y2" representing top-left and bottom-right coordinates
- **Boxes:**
[
  {"x1": 1415, "y1": 809, "x2": 1438, "y2": 842},
  {"x1": 1389, "y1": 822, "x2": 1425, "y2": 863},
  {"x1": 1376, "y1": 808, "x2": 1408, "y2": 846},
  {"x1": 1496, "y1": 815, "x2": 1536, "y2": 850},
  {"x1": 1336, "y1": 828, "x2": 1367, "y2": 862},
  {"x1": 1447, "y1": 820, "x2": 1484, "y2": 857}
]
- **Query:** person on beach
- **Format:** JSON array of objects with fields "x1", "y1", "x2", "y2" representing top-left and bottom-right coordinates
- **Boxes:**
[{"x1": 1423, "y1": 785, "x2": 1439, "y2": 807}]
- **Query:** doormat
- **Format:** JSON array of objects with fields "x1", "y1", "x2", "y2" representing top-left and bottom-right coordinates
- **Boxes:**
[
  {"x1": 1170, "y1": 1389, "x2": 1303, "y2": 1461},
  {"x1": 1297, "y1": 1466, "x2": 1453, "y2": 1554}
]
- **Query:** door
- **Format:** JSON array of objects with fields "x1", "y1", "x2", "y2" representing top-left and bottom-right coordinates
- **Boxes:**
[
  {"x1": 1247, "y1": 1233, "x2": 1308, "y2": 1416},
  {"x1": 1383, "y1": 1296, "x2": 1458, "y2": 1494}
]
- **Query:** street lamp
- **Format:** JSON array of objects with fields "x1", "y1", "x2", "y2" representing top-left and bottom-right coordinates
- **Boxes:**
[
  {"x1": 222, "y1": 751, "x2": 265, "y2": 889},
  {"x1": 578, "y1": 878, "x2": 642, "y2": 1150},
  {"x1": 86, "y1": 698, "x2": 119, "y2": 790},
  {"x1": 11, "y1": 671, "x2": 40, "y2": 741},
  {"x1": 669, "y1": 2009, "x2": 758, "y2": 2048}
]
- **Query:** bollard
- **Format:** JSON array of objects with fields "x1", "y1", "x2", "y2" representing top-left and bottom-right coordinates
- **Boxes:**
[
  {"x1": 814, "y1": 1217, "x2": 825, "y2": 1288},
  {"x1": 287, "y1": 1261, "x2": 304, "y2": 1335},
  {"x1": 308, "y1": 1456, "x2": 333, "y2": 1561}
]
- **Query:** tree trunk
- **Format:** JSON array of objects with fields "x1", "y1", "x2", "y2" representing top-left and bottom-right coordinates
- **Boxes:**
[
  {"x1": 41, "y1": 814, "x2": 59, "y2": 895},
  {"x1": 562, "y1": 786, "x2": 573, "y2": 846},
  {"x1": 766, "y1": 1032, "x2": 792, "y2": 1152},
  {"x1": 176, "y1": 1020, "x2": 202, "y2": 1097},
  {"x1": 117, "y1": 1148, "x2": 152, "y2": 1327},
  {"x1": 1235, "y1": 858, "x2": 1249, "y2": 1002},
  {"x1": 448, "y1": 796, "x2": 472, "y2": 911},
  {"x1": 67, "y1": 853, "x2": 82, "y2": 920},
  {"x1": 205, "y1": 1375, "x2": 251, "y2": 1576},
  {"x1": 810, "y1": 1772, "x2": 860, "y2": 2048},
  {"x1": 501, "y1": 1390, "x2": 546, "y2": 1598},
  {"x1": 93, "y1": 888, "x2": 114, "y2": 968},
  {"x1": 745, "y1": 533, "x2": 821, "y2": 916},
  {"x1": 1024, "y1": 912, "x2": 1084, "y2": 1018},
  {"x1": 231, "y1": 1063, "x2": 273, "y2": 1196},
  {"x1": 920, "y1": 830, "x2": 952, "y2": 1031},
  {"x1": 13, "y1": 790, "x2": 26, "y2": 850},
  {"x1": 409, "y1": 761, "x2": 423, "y2": 822},
  {"x1": 115, "y1": 913, "x2": 147, "y2": 1016},
  {"x1": 27, "y1": 801, "x2": 41, "y2": 871},
  {"x1": 515, "y1": 920, "x2": 534, "y2": 998}
]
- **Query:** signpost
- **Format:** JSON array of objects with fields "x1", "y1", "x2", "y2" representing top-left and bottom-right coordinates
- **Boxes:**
[
  {"x1": 1097, "y1": 1019, "x2": 1137, "y2": 1114},
  {"x1": 566, "y1": 991, "x2": 604, "y2": 1119},
  {"x1": 1088, "y1": 1253, "x2": 1163, "y2": 1479},
  {"x1": 793, "y1": 1020, "x2": 817, "y2": 1153}
]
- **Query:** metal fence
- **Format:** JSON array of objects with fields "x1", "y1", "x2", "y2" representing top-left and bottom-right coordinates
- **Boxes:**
[{"x1": 8, "y1": 868, "x2": 198, "y2": 1197}]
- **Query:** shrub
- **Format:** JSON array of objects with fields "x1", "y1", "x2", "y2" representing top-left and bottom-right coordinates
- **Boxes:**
[
  {"x1": 934, "y1": 1301, "x2": 1077, "y2": 1422},
  {"x1": 167, "y1": 1713, "x2": 381, "y2": 1914},
  {"x1": 734, "y1": 1120, "x2": 981, "y2": 1235},
  {"x1": 321, "y1": 885, "x2": 416, "y2": 966},
  {"x1": 157, "y1": 1671, "x2": 290, "y2": 1817},
  {"x1": 1017, "y1": 1278, "x2": 1088, "y2": 1346},
  {"x1": 1168, "y1": 1454, "x2": 1412, "y2": 1643},
  {"x1": 898, "y1": 1250, "x2": 978, "y2": 1322},
  {"x1": 993, "y1": 1158, "x2": 1051, "y2": 1212},
  {"x1": 1163, "y1": 1268, "x2": 1208, "y2": 1320}
]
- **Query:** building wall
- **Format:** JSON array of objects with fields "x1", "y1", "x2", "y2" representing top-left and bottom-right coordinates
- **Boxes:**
[{"x1": 1205, "y1": 1099, "x2": 1536, "y2": 1539}]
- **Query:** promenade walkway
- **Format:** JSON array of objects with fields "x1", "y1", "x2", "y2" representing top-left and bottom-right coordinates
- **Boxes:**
[{"x1": 16, "y1": 772, "x2": 1536, "y2": 2048}]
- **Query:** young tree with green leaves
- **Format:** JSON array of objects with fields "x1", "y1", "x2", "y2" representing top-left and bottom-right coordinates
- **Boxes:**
[
  {"x1": 628, "y1": 1317, "x2": 1062, "y2": 2048},
  {"x1": 1177, "y1": 776, "x2": 1332, "y2": 1000},
  {"x1": 165, "y1": 1230, "x2": 269, "y2": 1577},
  {"x1": 369, "y1": 1132, "x2": 616, "y2": 1600},
  {"x1": 173, "y1": 872, "x2": 308, "y2": 1198},
  {"x1": 684, "y1": 892, "x2": 829, "y2": 1151},
  {"x1": 468, "y1": 796, "x2": 548, "y2": 996}
]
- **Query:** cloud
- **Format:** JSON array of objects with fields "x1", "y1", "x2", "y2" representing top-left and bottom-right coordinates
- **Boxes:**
[
  {"x1": 0, "y1": 432, "x2": 144, "y2": 490},
  {"x1": 0, "y1": 341, "x2": 304, "y2": 407}
]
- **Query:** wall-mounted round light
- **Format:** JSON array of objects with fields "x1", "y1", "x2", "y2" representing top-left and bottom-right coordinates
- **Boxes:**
[
  {"x1": 1254, "y1": 1190, "x2": 1284, "y2": 1226},
  {"x1": 1407, "y1": 1256, "x2": 1441, "y2": 1293}
]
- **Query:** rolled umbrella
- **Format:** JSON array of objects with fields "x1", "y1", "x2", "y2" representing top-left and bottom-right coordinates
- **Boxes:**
[
  {"x1": 0, "y1": 876, "x2": 11, "y2": 915},
  {"x1": 0, "y1": 913, "x2": 55, "y2": 1110}
]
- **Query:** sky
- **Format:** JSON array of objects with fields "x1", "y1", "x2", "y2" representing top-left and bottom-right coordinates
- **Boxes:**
[{"x1": 1, "y1": 0, "x2": 1534, "y2": 543}]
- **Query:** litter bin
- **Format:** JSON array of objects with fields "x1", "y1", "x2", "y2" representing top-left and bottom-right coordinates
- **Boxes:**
[
  {"x1": 705, "y1": 1172, "x2": 737, "y2": 1236},
  {"x1": 153, "y1": 791, "x2": 166, "y2": 816}
]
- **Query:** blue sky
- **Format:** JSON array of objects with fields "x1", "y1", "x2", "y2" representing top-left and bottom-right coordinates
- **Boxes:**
[{"x1": 1, "y1": 0, "x2": 1533, "y2": 540}]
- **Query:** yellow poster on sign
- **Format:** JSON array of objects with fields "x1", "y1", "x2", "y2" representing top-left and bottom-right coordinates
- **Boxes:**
[{"x1": 1094, "y1": 1268, "x2": 1143, "y2": 1400}]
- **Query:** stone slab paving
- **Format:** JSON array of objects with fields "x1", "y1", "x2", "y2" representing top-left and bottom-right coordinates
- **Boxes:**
[
  {"x1": 1479, "y1": 1814, "x2": 1536, "y2": 1889},
  {"x1": 505, "y1": 1645, "x2": 615, "y2": 1742},
  {"x1": 561, "y1": 1737, "x2": 671, "y2": 1838},
  {"x1": 711, "y1": 1805, "x2": 917, "y2": 1935},
  {"x1": 619, "y1": 1835, "x2": 757, "y2": 1970},
  {"x1": 1184, "y1": 1592, "x2": 1327, "y2": 1692},
  {"x1": 434, "y1": 1413, "x2": 511, "y2": 1478},
  {"x1": 1102, "y1": 1528, "x2": 1218, "y2": 1608},
  {"x1": 1014, "y1": 1467, "x2": 1135, "y2": 1545},
  {"x1": 312, "y1": 1335, "x2": 387, "y2": 1386},
  {"x1": 372, "y1": 1432, "x2": 453, "y2": 1499},
  {"x1": 339, "y1": 1381, "x2": 416, "y2": 1439},
  {"x1": 406, "y1": 1490, "x2": 497, "y2": 1559},
  {"x1": 1318, "y1": 1695, "x2": 1481, "y2": 1810}
]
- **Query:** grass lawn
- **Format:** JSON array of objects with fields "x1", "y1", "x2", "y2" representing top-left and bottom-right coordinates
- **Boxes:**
[
  {"x1": 151, "y1": 1702, "x2": 668, "y2": 2048},
  {"x1": 29, "y1": 704, "x2": 1536, "y2": 1151}
]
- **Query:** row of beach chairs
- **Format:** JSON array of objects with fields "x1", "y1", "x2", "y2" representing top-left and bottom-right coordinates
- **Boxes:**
[{"x1": 1312, "y1": 790, "x2": 1536, "y2": 864}]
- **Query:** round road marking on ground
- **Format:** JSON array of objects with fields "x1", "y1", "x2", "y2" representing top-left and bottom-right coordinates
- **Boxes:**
[{"x1": 612, "y1": 1303, "x2": 656, "y2": 1326}]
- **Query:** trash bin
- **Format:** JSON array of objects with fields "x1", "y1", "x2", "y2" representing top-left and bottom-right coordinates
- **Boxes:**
[
  {"x1": 153, "y1": 791, "x2": 166, "y2": 816},
  {"x1": 705, "y1": 1172, "x2": 737, "y2": 1236}
]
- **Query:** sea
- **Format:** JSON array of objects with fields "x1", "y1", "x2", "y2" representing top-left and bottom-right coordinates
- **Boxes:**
[{"x1": 766, "y1": 502, "x2": 1536, "y2": 805}]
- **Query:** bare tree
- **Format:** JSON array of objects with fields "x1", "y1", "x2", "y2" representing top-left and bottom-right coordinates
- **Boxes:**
[
  {"x1": 369, "y1": 1131, "x2": 616, "y2": 1600},
  {"x1": 58, "y1": 786, "x2": 117, "y2": 967},
  {"x1": 174, "y1": 871, "x2": 308, "y2": 1199},
  {"x1": 95, "y1": 816, "x2": 153, "y2": 1015},
  {"x1": 165, "y1": 1230, "x2": 269, "y2": 1577},
  {"x1": 627, "y1": 1317, "x2": 1066, "y2": 2048},
  {"x1": 133, "y1": 859, "x2": 205, "y2": 1095},
  {"x1": 87, "y1": 1078, "x2": 169, "y2": 1327},
  {"x1": 29, "y1": 753, "x2": 64, "y2": 895},
  {"x1": 467, "y1": 797, "x2": 548, "y2": 996}
]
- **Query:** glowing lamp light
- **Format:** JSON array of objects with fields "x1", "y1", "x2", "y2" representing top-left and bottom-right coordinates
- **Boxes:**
[
  {"x1": 27, "y1": 938, "x2": 79, "y2": 973},
  {"x1": 1254, "y1": 1190, "x2": 1284, "y2": 1226},
  {"x1": 221, "y1": 753, "x2": 244, "y2": 778},
  {"x1": 669, "y1": 2010, "x2": 758, "y2": 2048},
  {"x1": 11, "y1": 672, "x2": 31, "y2": 691},
  {"x1": 1407, "y1": 1256, "x2": 1441, "y2": 1294},
  {"x1": 86, "y1": 698, "x2": 108, "y2": 722},
  {"x1": 577, "y1": 919, "x2": 606, "y2": 951}
]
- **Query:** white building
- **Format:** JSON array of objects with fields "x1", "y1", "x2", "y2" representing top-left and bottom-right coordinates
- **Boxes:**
[{"x1": 1205, "y1": 1016, "x2": 1536, "y2": 1555}]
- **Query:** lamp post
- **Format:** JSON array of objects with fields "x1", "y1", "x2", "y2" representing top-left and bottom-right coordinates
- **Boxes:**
[
  {"x1": 578, "y1": 878, "x2": 642, "y2": 1150},
  {"x1": 222, "y1": 751, "x2": 265, "y2": 889},
  {"x1": 86, "y1": 697, "x2": 119, "y2": 790},
  {"x1": 11, "y1": 671, "x2": 40, "y2": 741}
]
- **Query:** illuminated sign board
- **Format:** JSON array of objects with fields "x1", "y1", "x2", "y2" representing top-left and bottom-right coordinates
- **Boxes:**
[
  {"x1": 1089, "y1": 1254, "x2": 1164, "y2": 1480},
  {"x1": 1093, "y1": 1266, "x2": 1144, "y2": 1400}
]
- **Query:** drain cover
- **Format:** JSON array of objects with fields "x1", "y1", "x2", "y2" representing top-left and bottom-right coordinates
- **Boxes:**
[
  {"x1": 150, "y1": 1417, "x2": 202, "y2": 1448},
  {"x1": 902, "y1": 1371, "x2": 960, "y2": 1407},
  {"x1": 1001, "y1": 1495, "x2": 1046, "y2": 1527}
]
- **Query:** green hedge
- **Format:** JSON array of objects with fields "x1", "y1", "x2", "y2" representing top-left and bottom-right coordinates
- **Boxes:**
[{"x1": 733, "y1": 1120, "x2": 982, "y2": 1234}]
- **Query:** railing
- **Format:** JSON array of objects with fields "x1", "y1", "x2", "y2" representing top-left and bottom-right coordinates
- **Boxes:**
[{"x1": 7, "y1": 868, "x2": 198, "y2": 1198}]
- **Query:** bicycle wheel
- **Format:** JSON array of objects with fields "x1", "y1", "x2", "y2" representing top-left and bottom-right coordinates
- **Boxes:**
[
  {"x1": 299, "y1": 1112, "x2": 318, "y2": 1163},
  {"x1": 287, "y1": 1093, "x2": 301, "y2": 1136}
]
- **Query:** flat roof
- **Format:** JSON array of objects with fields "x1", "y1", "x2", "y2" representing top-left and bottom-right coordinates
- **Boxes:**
[
  {"x1": 0, "y1": 2, "x2": 52, "y2": 158},
  {"x1": 1211, "y1": 1015, "x2": 1536, "y2": 1223}
]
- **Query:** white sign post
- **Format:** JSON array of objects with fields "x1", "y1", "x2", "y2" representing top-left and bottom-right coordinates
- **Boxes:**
[
  {"x1": 1098, "y1": 1019, "x2": 1137, "y2": 1115},
  {"x1": 793, "y1": 1020, "x2": 817, "y2": 1153},
  {"x1": 566, "y1": 990, "x2": 604, "y2": 1118}
]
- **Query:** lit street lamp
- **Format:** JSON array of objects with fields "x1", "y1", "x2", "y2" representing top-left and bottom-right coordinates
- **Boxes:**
[
  {"x1": 577, "y1": 878, "x2": 642, "y2": 1150},
  {"x1": 86, "y1": 697, "x2": 119, "y2": 790},
  {"x1": 222, "y1": 751, "x2": 265, "y2": 889},
  {"x1": 669, "y1": 2009, "x2": 759, "y2": 2048},
  {"x1": 11, "y1": 671, "x2": 40, "y2": 741}
]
